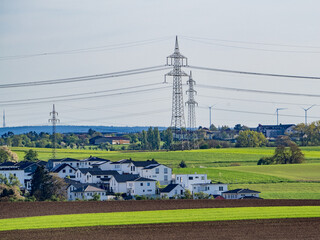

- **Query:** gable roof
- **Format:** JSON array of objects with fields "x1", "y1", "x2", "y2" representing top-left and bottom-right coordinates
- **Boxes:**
[
  {"x1": 85, "y1": 156, "x2": 110, "y2": 162},
  {"x1": 51, "y1": 163, "x2": 76, "y2": 173},
  {"x1": 132, "y1": 160, "x2": 158, "y2": 167},
  {"x1": 222, "y1": 188, "x2": 260, "y2": 194},
  {"x1": 161, "y1": 184, "x2": 181, "y2": 193},
  {"x1": 129, "y1": 177, "x2": 156, "y2": 182},
  {"x1": 143, "y1": 164, "x2": 160, "y2": 170},
  {"x1": 113, "y1": 174, "x2": 140, "y2": 183},
  {"x1": 110, "y1": 159, "x2": 132, "y2": 165},
  {"x1": 78, "y1": 168, "x2": 120, "y2": 176},
  {"x1": 72, "y1": 184, "x2": 106, "y2": 193}
]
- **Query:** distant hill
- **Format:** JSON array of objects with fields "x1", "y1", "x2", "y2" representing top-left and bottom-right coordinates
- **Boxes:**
[{"x1": 0, "y1": 125, "x2": 166, "y2": 135}]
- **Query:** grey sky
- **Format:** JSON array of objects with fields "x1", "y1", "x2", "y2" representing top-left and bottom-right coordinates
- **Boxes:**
[{"x1": 1, "y1": 0, "x2": 320, "y2": 128}]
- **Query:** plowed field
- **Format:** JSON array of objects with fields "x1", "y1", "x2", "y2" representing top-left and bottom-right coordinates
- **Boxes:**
[
  {"x1": 1, "y1": 218, "x2": 319, "y2": 240},
  {"x1": 1, "y1": 199, "x2": 320, "y2": 219}
]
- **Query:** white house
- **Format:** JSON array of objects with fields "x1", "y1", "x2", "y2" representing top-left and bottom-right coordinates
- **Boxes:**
[
  {"x1": 51, "y1": 163, "x2": 77, "y2": 179},
  {"x1": 67, "y1": 183, "x2": 113, "y2": 201},
  {"x1": 74, "y1": 168, "x2": 119, "y2": 184},
  {"x1": 140, "y1": 163, "x2": 172, "y2": 185},
  {"x1": 191, "y1": 183, "x2": 228, "y2": 196},
  {"x1": 174, "y1": 174, "x2": 211, "y2": 191},
  {"x1": 0, "y1": 161, "x2": 45, "y2": 190},
  {"x1": 222, "y1": 189, "x2": 261, "y2": 199},
  {"x1": 160, "y1": 184, "x2": 185, "y2": 198},
  {"x1": 109, "y1": 174, "x2": 140, "y2": 193},
  {"x1": 126, "y1": 177, "x2": 156, "y2": 196}
]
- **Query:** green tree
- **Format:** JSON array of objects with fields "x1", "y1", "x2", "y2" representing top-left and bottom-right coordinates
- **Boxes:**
[
  {"x1": 141, "y1": 130, "x2": 148, "y2": 150},
  {"x1": 147, "y1": 127, "x2": 155, "y2": 150},
  {"x1": 163, "y1": 128, "x2": 173, "y2": 149},
  {"x1": 236, "y1": 130, "x2": 267, "y2": 147},
  {"x1": 31, "y1": 166, "x2": 66, "y2": 201},
  {"x1": 0, "y1": 146, "x2": 18, "y2": 163},
  {"x1": 92, "y1": 193, "x2": 101, "y2": 201},
  {"x1": 179, "y1": 160, "x2": 187, "y2": 168},
  {"x1": 24, "y1": 149, "x2": 38, "y2": 162},
  {"x1": 153, "y1": 127, "x2": 161, "y2": 150}
]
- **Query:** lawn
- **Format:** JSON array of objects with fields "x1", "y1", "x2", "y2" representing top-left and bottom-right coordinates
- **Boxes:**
[
  {"x1": 173, "y1": 167, "x2": 291, "y2": 184},
  {"x1": 0, "y1": 206, "x2": 319, "y2": 231},
  {"x1": 217, "y1": 163, "x2": 320, "y2": 182},
  {"x1": 11, "y1": 146, "x2": 320, "y2": 168},
  {"x1": 229, "y1": 183, "x2": 320, "y2": 199}
]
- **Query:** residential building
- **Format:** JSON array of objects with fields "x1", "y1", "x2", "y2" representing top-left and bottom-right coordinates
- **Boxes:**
[
  {"x1": 222, "y1": 188, "x2": 261, "y2": 199},
  {"x1": 174, "y1": 174, "x2": 211, "y2": 191},
  {"x1": 160, "y1": 184, "x2": 185, "y2": 198},
  {"x1": 89, "y1": 136, "x2": 130, "y2": 145},
  {"x1": 191, "y1": 183, "x2": 228, "y2": 196},
  {"x1": 256, "y1": 124, "x2": 295, "y2": 139}
]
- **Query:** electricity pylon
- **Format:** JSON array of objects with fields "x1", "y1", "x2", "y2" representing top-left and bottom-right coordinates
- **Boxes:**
[
  {"x1": 165, "y1": 36, "x2": 188, "y2": 131},
  {"x1": 49, "y1": 104, "x2": 60, "y2": 159}
]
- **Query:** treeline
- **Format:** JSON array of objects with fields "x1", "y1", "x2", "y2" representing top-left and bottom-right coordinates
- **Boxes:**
[{"x1": 292, "y1": 121, "x2": 320, "y2": 146}]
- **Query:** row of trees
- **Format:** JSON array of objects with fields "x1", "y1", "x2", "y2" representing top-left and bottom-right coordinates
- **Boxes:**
[{"x1": 292, "y1": 121, "x2": 320, "y2": 146}]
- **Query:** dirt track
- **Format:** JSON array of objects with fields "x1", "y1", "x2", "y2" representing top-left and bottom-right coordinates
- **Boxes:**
[
  {"x1": 1, "y1": 218, "x2": 320, "y2": 240},
  {"x1": 1, "y1": 199, "x2": 320, "y2": 219}
]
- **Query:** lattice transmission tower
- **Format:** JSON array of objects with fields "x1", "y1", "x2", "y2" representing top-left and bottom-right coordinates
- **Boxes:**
[
  {"x1": 49, "y1": 104, "x2": 59, "y2": 159},
  {"x1": 186, "y1": 71, "x2": 198, "y2": 130},
  {"x1": 165, "y1": 36, "x2": 189, "y2": 130}
]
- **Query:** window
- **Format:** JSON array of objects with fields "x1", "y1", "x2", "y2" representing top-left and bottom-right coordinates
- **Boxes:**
[
  {"x1": 189, "y1": 177, "x2": 193, "y2": 180},
  {"x1": 62, "y1": 170, "x2": 66, "y2": 173},
  {"x1": 175, "y1": 190, "x2": 177, "y2": 194},
  {"x1": 13, "y1": 173, "x2": 16, "y2": 177},
  {"x1": 164, "y1": 175, "x2": 168, "y2": 181},
  {"x1": 147, "y1": 183, "x2": 150, "y2": 186},
  {"x1": 164, "y1": 168, "x2": 168, "y2": 174},
  {"x1": 140, "y1": 183, "x2": 143, "y2": 186},
  {"x1": 219, "y1": 186, "x2": 223, "y2": 191},
  {"x1": 97, "y1": 176, "x2": 101, "y2": 178},
  {"x1": 155, "y1": 168, "x2": 159, "y2": 174},
  {"x1": 201, "y1": 176, "x2": 205, "y2": 180},
  {"x1": 69, "y1": 169, "x2": 72, "y2": 173},
  {"x1": 195, "y1": 176, "x2": 199, "y2": 179}
]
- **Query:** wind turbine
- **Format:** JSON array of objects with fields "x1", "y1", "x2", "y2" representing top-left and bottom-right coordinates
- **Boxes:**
[
  {"x1": 302, "y1": 105, "x2": 316, "y2": 125},
  {"x1": 208, "y1": 104, "x2": 218, "y2": 128},
  {"x1": 276, "y1": 108, "x2": 287, "y2": 125}
]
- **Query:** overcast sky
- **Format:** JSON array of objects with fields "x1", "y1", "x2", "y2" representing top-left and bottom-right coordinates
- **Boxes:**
[{"x1": 1, "y1": 0, "x2": 320, "y2": 128}]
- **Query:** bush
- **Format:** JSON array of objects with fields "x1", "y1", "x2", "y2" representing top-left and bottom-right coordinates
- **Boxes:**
[{"x1": 179, "y1": 160, "x2": 187, "y2": 168}]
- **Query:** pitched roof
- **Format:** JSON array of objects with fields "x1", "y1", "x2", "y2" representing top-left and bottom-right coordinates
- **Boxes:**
[
  {"x1": 0, "y1": 162, "x2": 16, "y2": 167},
  {"x1": 222, "y1": 188, "x2": 260, "y2": 194},
  {"x1": 72, "y1": 184, "x2": 106, "y2": 193},
  {"x1": 85, "y1": 156, "x2": 110, "y2": 162},
  {"x1": 51, "y1": 163, "x2": 76, "y2": 173},
  {"x1": 240, "y1": 196, "x2": 263, "y2": 199},
  {"x1": 78, "y1": 168, "x2": 120, "y2": 176},
  {"x1": 143, "y1": 164, "x2": 160, "y2": 170},
  {"x1": 132, "y1": 160, "x2": 158, "y2": 167},
  {"x1": 161, "y1": 184, "x2": 181, "y2": 193},
  {"x1": 110, "y1": 159, "x2": 132, "y2": 165},
  {"x1": 113, "y1": 174, "x2": 140, "y2": 183},
  {"x1": 129, "y1": 177, "x2": 156, "y2": 182}
]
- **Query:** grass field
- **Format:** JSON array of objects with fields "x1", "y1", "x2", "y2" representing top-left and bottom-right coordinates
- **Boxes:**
[
  {"x1": 11, "y1": 146, "x2": 320, "y2": 168},
  {"x1": 217, "y1": 163, "x2": 320, "y2": 182},
  {"x1": 173, "y1": 167, "x2": 291, "y2": 184},
  {"x1": 0, "y1": 206, "x2": 319, "y2": 231},
  {"x1": 229, "y1": 183, "x2": 320, "y2": 199}
]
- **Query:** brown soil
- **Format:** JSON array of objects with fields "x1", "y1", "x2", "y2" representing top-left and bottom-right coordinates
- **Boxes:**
[
  {"x1": 1, "y1": 199, "x2": 320, "y2": 219},
  {"x1": 1, "y1": 218, "x2": 320, "y2": 240}
]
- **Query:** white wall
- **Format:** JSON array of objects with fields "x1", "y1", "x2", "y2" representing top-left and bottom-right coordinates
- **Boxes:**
[
  {"x1": 0, "y1": 169, "x2": 25, "y2": 188},
  {"x1": 127, "y1": 180, "x2": 156, "y2": 195},
  {"x1": 192, "y1": 184, "x2": 228, "y2": 195},
  {"x1": 141, "y1": 165, "x2": 172, "y2": 185},
  {"x1": 160, "y1": 185, "x2": 184, "y2": 198},
  {"x1": 175, "y1": 174, "x2": 210, "y2": 191}
]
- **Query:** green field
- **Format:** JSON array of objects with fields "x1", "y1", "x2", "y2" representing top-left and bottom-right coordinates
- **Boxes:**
[
  {"x1": 0, "y1": 206, "x2": 319, "y2": 231},
  {"x1": 229, "y1": 183, "x2": 320, "y2": 199},
  {"x1": 217, "y1": 163, "x2": 320, "y2": 182},
  {"x1": 173, "y1": 167, "x2": 291, "y2": 184},
  {"x1": 12, "y1": 146, "x2": 320, "y2": 168}
]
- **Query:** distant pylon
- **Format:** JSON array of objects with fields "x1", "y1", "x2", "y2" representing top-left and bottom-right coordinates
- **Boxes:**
[
  {"x1": 3, "y1": 110, "x2": 5, "y2": 128},
  {"x1": 165, "y1": 36, "x2": 188, "y2": 130},
  {"x1": 49, "y1": 104, "x2": 60, "y2": 159},
  {"x1": 186, "y1": 71, "x2": 198, "y2": 130}
]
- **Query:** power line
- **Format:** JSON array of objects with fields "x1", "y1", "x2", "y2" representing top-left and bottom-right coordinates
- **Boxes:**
[
  {"x1": 198, "y1": 105, "x2": 320, "y2": 119},
  {"x1": 181, "y1": 36, "x2": 320, "y2": 53},
  {"x1": 0, "y1": 85, "x2": 171, "y2": 106},
  {"x1": 0, "y1": 82, "x2": 164, "y2": 104},
  {"x1": 0, "y1": 37, "x2": 172, "y2": 61},
  {"x1": 197, "y1": 84, "x2": 320, "y2": 98},
  {"x1": 197, "y1": 94, "x2": 318, "y2": 107},
  {"x1": 189, "y1": 65, "x2": 320, "y2": 80},
  {"x1": 0, "y1": 65, "x2": 169, "y2": 88}
]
